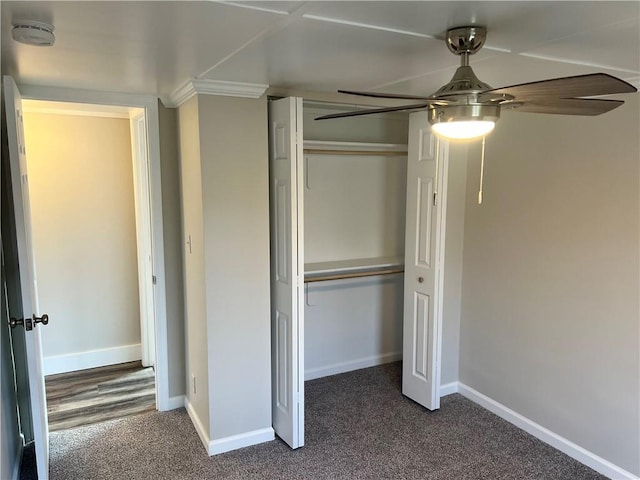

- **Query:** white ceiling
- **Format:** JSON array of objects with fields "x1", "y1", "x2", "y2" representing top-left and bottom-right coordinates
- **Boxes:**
[{"x1": 1, "y1": 1, "x2": 639, "y2": 104}]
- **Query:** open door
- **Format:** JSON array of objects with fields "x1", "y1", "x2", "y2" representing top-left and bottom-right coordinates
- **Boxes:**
[
  {"x1": 130, "y1": 110, "x2": 156, "y2": 369},
  {"x1": 402, "y1": 111, "x2": 448, "y2": 410},
  {"x1": 3, "y1": 76, "x2": 50, "y2": 477},
  {"x1": 268, "y1": 97, "x2": 304, "y2": 449}
]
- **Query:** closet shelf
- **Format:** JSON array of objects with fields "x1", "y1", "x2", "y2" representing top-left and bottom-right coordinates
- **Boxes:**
[
  {"x1": 305, "y1": 256, "x2": 404, "y2": 283},
  {"x1": 303, "y1": 140, "x2": 408, "y2": 157}
]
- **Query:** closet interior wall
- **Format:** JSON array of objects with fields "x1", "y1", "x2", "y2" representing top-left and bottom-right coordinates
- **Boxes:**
[{"x1": 302, "y1": 103, "x2": 409, "y2": 380}]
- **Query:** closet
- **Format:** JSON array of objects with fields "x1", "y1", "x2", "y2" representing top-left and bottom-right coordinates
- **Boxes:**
[
  {"x1": 269, "y1": 97, "x2": 449, "y2": 449},
  {"x1": 302, "y1": 102, "x2": 409, "y2": 389}
]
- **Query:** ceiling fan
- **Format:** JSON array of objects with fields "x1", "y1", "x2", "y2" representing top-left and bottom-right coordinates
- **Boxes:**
[{"x1": 315, "y1": 26, "x2": 637, "y2": 140}]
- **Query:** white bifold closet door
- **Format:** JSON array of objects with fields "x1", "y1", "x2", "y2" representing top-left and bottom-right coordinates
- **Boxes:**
[
  {"x1": 268, "y1": 97, "x2": 305, "y2": 449},
  {"x1": 402, "y1": 111, "x2": 449, "y2": 411}
]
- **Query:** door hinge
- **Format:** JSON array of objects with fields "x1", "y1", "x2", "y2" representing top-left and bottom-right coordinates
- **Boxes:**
[{"x1": 152, "y1": 275, "x2": 157, "y2": 285}]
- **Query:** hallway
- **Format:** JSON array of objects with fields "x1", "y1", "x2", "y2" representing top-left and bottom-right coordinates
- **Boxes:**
[{"x1": 45, "y1": 361, "x2": 155, "y2": 432}]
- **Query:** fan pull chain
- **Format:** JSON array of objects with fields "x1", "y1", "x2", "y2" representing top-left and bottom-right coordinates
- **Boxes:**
[
  {"x1": 433, "y1": 136, "x2": 440, "y2": 206},
  {"x1": 478, "y1": 136, "x2": 486, "y2": 205}
]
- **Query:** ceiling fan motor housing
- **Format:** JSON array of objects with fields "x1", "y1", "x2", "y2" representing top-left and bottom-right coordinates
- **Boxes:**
[
  {"x1": 434, "y1": 65, "x2": 493, "y2": 96},
  {"x1": 434, "y1": 27, "x2": 493, "y2": 98},
  {"x1": 429, "y1": 104, "x2": 500, "y2": 126}
]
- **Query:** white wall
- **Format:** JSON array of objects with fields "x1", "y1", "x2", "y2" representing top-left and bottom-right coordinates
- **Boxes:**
[
  {"x1": 197, "y1": 94, "x2": 272, "y2": 441},
  {"x1": 303, "y1": 103, "x2": 409, "y2": 144},
  {"x1": 304, "y1": 151, "x2": 407, "y2": 263},
  {"x1": 459, "y1": 96, "x2": 639, "y2": 475},
  {"x1": 23, "y1": 113, "x2": 141, "y2": 372},
  {"x1": 158, "y1": 102, "x2": 186, "y2": 398},
  {"x1": 305, "y1": 277, "x2": 404, "y2": 379}
]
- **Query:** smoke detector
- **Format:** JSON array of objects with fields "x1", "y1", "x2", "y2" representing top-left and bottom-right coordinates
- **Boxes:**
[{"x1": 12, "y1": 20, "x2": 55, "y2": 47}]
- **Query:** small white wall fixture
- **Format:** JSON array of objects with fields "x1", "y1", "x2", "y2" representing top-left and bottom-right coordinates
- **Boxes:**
[{"x1": 18, "y1": 84, "x2": 171, "y2": 411}]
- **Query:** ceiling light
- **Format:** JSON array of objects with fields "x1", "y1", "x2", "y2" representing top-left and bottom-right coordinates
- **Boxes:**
[
  {"x1": 12, "y1": 20, "x2": 55, "y2": 47},
  {"x1": 429, "y1": 105, "x2": 500, "y2": 141}
]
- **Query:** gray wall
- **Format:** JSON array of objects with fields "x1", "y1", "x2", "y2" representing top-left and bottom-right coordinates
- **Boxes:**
[
  {"x1": 177, "y1": 96, "x2": 210, "y2": 433},
  {"x1": 1, "y1": 104, "x2": 23, "y2": 480},
  {"x1": 441, "y1": 143, "x2": 467, "y2": 385},
  {"x1": 1, "y1": 250, "x2": 21, "y2": 480},
  {"x1": 158, "y1": 102, "x2": 186, "y2": 398},
  {"x1": 197, "y1": 95, "x2": 272, "y2": 440},
  {"x1": 459, "y1": 96, "x2": 639, "y2": 475},
  {"x1": 176, "y1": 94, "x2": 272, "y2": 443}
]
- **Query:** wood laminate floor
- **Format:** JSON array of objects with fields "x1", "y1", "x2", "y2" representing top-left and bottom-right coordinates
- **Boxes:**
[{"x1": 45, "y1": 361, "x2": 155, "y2": 432}]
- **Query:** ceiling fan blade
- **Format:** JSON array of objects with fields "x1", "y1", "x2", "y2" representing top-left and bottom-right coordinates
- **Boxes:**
[
  {"x1": 315, "y1": 102, "x2": 433, "y2": 120},
  {"x1": 484, "y1": 73, "x2": 637, "y2": 100},
  {"x1": 338, "y1": 89, "x2": 439, "y2": 101},
  {"x1": 513, "y1": 98, "x2": 624, "y2": 116}
]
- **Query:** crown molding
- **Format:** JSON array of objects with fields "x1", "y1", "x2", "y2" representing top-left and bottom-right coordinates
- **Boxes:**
[{"x1": 163, "y1": 79, "x2": 269, "y2": 107}]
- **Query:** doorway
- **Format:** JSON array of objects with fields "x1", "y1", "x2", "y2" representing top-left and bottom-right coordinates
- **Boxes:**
[
  {"x1": 20, "y1": 100, "x2": 158, "y2": 430},
  {"x1": 4, "y1": 78, "x2": 172, "y2": 478}
]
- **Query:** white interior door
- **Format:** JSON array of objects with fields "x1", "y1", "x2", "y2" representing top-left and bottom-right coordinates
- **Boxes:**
[
  {"x1": 269, "y1": 96, "x2": 304, "y2": 449},
  {"x1": 402, "y1": 111, "x2": 449, "y2": 410},
  {"x1": 3, "y1": 75, "x2": 50, "y2": 478},
  {"x1": 130, "y1": 111, "x2": 156, "y2": 368}
]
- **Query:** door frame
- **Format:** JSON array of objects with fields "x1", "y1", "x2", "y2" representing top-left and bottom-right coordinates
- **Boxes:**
[{"x1": 18, "y1": 84, "x2": 171, "y2": 411}]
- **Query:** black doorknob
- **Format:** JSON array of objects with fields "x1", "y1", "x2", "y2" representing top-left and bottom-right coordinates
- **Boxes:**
[
  {"x1": 9, "y1": 317, "x2": 24, "y2": 329},
  {"x1": 33, "y1": 314, "x2": 49, "y2": 326}
]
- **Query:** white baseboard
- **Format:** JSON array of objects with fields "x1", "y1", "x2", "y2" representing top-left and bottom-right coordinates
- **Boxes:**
[
  {"x1": 185, "y1": 398, "x2": 274, "y2": 456},
  {"x1": 209, "y1": 427, "x2": 275, "y2": 455},
  {"x1": 439, "y1": 381, "x2": 459, "y2": 397},
  {"x1": 43, "y1": 344, "x2": 142, "y2": 375},
  {"x1": 458, "y1": 383, "x2": 638, "y2": 480},
  {"x1": 305, "y1": 352, "x2": 402, "y2": 381},
  {"x1": 185, "y1": 398, "x2": 210, "y2": 453},
  {"x1": 166, "y1": 395, "x2": 186, "y2": 411}
]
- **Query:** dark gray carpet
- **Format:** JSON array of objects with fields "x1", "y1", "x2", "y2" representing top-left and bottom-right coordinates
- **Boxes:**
[
  {"x1": 50, "y1": 363, "x2": 605, "y2": 480},
  {"x1": 18, "y1": 443, "x2": 36, "y2": 480}
]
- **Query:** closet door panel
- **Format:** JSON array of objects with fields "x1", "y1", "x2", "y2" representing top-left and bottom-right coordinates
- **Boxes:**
[
  {"x1": 269, "y1": 97, "x2": 304, "y2": 449},
  {"x1": 402, "y1": 112, "x2": 448, "y2": 410}
]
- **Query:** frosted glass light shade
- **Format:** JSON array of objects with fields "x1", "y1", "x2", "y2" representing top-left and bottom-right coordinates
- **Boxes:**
[
  {"x1": 431, "y1": 120, "x2": 495, "y2": 140},
  {"x1": 429, "y1": 104, "x2": 500, "y2": 141}
]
